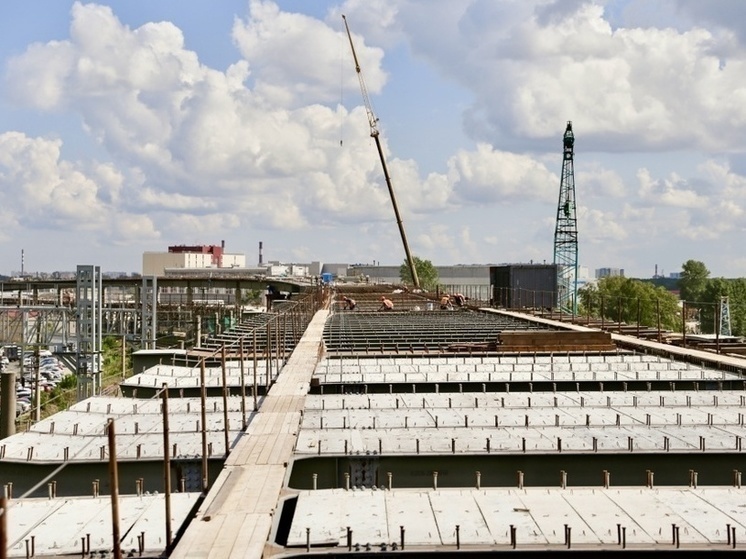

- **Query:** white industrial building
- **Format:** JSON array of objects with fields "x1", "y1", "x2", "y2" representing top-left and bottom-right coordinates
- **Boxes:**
[{"x1": 143, "y1": 244, "x2": 247, "y2": 276}]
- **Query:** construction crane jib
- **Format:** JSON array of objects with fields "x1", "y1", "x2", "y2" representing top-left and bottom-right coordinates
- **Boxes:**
[{"x1": 342, "y1": 14, "x2": 420, "y2": 289}]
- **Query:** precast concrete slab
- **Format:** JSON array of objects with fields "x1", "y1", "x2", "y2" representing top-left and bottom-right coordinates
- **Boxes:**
[
  {"x1": 0, "y1": 396, "x2": 249, "y2": 463},
  {"x1": 4, "y1": 492, "x2": 200, "y2": 558},
  {"x1": 295, "y1": 390, "x2": 746, "y2": 457},
  {"x1": 122, "y1": 361, "x2": 280, "y2": 392},
  {"x1": 312, "y1": 354, "x2": 738, "y2": 386},
  {"x1": 286, "y1": 487, "x2": 746, "y2": 551}
]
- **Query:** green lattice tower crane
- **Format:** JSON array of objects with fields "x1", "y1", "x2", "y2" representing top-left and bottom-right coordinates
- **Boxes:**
[{"x1": 553, "y1": 121, "x2": 578, "y2": 314}]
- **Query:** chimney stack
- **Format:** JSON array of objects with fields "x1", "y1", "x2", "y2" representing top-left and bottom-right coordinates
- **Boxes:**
[{"x1": 259, "y1": 241, "x2": 263, "y2": 265}]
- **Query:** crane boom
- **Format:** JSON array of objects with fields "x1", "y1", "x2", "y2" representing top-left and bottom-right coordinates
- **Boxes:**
[
  {"x1": 342, "y1": 14, "x2": 420, "y2": 289},
  {"x1": 343, "y1": 15, "x2": 379, "y2": 137}
]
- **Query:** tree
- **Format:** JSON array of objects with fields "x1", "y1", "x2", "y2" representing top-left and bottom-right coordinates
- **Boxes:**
[
  {"x1": 694, "y1": 277, "x2": 729, "y2": 334},
  {"x1": 679, "y1": 260, "x2": 710, "y2": 303},
  {"x1": 399, "y1": 257, "x2": 439, "y2": 290},
  {"x1": 578, "y1": 276, "x2": 680, "y2": 331},
  {"x1": 727, "y1": 279, "x2": 746, "y2": 337}
]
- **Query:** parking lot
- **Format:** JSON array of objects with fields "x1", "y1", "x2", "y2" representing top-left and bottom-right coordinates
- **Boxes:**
[{"x1": 1, "y1": 347, "x2": 73, "y2": 417}]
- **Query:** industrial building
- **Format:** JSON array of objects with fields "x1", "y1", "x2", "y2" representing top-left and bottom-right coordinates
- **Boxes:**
[{"x1": 143, "y1": 242, "x2": 247, "y2": 276}]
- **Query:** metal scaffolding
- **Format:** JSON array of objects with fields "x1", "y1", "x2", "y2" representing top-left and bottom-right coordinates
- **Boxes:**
[
  {"x1": 140, "y1": 275, "x2": 158, "y2": 349},
  {"x1": 75, "y1": 265, "x2": 103, "y2": 399}
]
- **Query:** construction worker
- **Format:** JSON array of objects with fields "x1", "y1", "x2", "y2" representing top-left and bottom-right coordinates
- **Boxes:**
[
  {"x1": 342, "y1": 296, "x2": 357, "y2": 310},
  {"x1": 452, "y1": 293, "x2": 467, "y2": 307},
  {"x1": 440, "y1": 294, "x2": 452, "y2": 310},
  {"x1": 378, "y1": 296, "x2": 394, "y2": 311}
]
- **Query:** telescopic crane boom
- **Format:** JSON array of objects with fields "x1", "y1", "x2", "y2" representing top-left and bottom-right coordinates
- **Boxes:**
[{"x1": 342, "y1": 14, "x2": 420, "y2": 289}]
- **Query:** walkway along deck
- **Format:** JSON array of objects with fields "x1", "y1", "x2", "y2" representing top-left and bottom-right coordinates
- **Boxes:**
[{"x1": 168, "y1": 310, "x2": 328, "y2": 559}]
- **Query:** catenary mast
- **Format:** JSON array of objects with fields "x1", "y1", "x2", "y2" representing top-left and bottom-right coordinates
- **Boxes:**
[
  {"x1": 553, "y1": 121, "x2": 578, "y2": 313},
  {"x1": 342, "y1": 15, "x2": 420, "y2": 289}
]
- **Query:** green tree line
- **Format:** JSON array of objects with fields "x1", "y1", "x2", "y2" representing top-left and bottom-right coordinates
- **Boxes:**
[
  {"x1": 581, "y1": 259, "x2": 746, "y2": 336},
  {"x1": 579, "y1": 275, "x2": 681, "y2": 332}
]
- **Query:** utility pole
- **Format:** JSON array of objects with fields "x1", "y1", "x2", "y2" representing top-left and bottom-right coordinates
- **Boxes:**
[
  {"x1": 553, "y1": 121, "x2": 578, "y2": 313},
  {"x1": 343, "y1": 15, "x2": 420, "y2": 289}
]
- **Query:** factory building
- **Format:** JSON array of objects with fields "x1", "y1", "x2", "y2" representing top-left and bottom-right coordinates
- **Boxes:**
[{"x1": 142, "y1": 241, "x2": 246, "y2": 276}]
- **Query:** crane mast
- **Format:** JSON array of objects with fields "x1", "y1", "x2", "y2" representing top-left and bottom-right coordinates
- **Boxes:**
[
  {"x1": 342, "y1": 15, "x2": 420, "y2": 289},
  {"x1": 553, "y1": 121, "x2": 578, "y2": 314}
]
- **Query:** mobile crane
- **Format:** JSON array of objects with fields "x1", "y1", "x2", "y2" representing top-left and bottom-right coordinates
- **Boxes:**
[{"x1": 342, "y1": 15, "x2": 420, "y2": 289}]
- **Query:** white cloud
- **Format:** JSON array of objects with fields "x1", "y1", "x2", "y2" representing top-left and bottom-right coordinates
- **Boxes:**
[
  {"x1": 233, "y1": 0, "x2": 388, "y2": 108},
  {"x1": 447, "y1": 143, "x2": 557, "y2": 204},
  {"x1": 383, "y1": 0, "x2": 746, "y2": 152},
  {"x1": 0, "y1": 132, "x2": 103, "y2": 229},
  {"x1": 637, "y1": 168, "x2": 708, "y2": 208},
  {"x1": 0, "y1": 131, "x2": 159, "y2": 242},
  {"x1": 4, "y1": 1, "x2": 746, "y2": 277},
  {"x1": 580, "y1": 207, "x2": 628, "y2": 243},
  {"x1": 578, "y1": 163, "x2": 626, "y2": 198},
  {"x1": 3, "y1": 2, "x2": 402, "y2": 238}
]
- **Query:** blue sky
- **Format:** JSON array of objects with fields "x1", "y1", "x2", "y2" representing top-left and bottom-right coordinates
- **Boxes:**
[{"x1": 1, "y1": 0, "x2": 746, "y2": 279}]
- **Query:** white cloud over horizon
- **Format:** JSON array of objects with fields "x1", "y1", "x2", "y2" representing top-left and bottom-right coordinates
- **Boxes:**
[{"x1": 1, "y1": 0, "x2": 746, "y2": 278}]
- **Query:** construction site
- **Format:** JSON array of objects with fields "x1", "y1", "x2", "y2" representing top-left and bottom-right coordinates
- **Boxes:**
[
  {"x1": 1, "y1": 279, "x2": 746, "y2": 557},
  {"x1": 0, "y1": 31, "x2": 744, "y2": 557}
]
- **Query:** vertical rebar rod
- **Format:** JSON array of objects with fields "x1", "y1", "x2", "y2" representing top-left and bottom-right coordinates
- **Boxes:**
[
  {"x1": 253, "y1": 330, "x2": 259, "y2": 411},
  {"x1": 161, "y1": 384, "x2": 172, "y2": 549},
  {"x1": 240, "y1": 338, "x2": 247, "y2": 429},
  {"x1": 0, "y1": 496, "x2": 7, "y2": 559},
  {"x1": 200, "y1": 359, "x2": 208, "y2": 493},
  {"x1": 107, "y1": 419, "x2": 122, "y2": 559},
  {"x1": 221, "y1": 344, "x2": 230, "y2": 456},
  {"x1": 266, "y1": 322, "x2": 272, "y2": 388}
]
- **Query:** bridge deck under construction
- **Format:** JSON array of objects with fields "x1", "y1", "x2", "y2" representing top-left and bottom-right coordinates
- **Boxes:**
[
  {"x1": 5, "y1": 297, "x2": 746, "y2": 557},
  {"x1": 166, "y1": 304, "x2": 746, "y2": 556}
]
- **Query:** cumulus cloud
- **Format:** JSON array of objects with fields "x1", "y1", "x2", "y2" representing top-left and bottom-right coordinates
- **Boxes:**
[
  {"x1": 577, "y1": 163, "x2": 626, "y2": 198},
  {"x1": 4, "y1": 0, "x2": 746, "y2": 276},
  {"x1": 374, "y1": 0, "x2": 746, "y2": 153},
  {"x1": 0, "y1": 132, "x2": 103, "y2": 228},
  {"x1": 3, "y1": 2, "x2": 404, "y2": 238},
  {"x1": 0, "y1": 131, "x2": 158, "y2": 241},
  {"x1": 415, "y1": 223, "x2": 481, "y2": 264},
  {"x1": 580, "y1": 207, "x2": 628, "y2": 243},
  {"x1": 637, "y1": 168, "x2": 709, "y2": 208},
  {"x1": 447, "y1": 143, "x2": 557, "y2": 204},
  {"x1": 233, "y1": 0, "x2": 388, "y2": 107}
]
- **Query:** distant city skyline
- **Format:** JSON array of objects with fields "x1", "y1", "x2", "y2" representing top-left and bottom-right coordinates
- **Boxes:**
[
  {"x1": 2, "y1": 252, "x2": 687, "y2": 281},
  {"x1": 2, "y1": 2, "x2": 746, "y2": 278}
]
